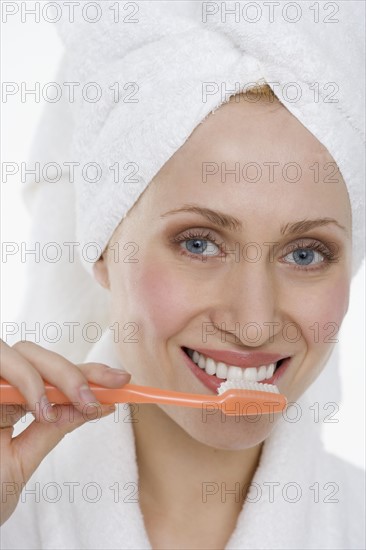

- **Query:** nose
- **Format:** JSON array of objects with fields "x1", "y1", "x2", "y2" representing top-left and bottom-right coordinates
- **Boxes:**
[{"x1": 210, "y1": 263, "x2": 283, "y2": 347}]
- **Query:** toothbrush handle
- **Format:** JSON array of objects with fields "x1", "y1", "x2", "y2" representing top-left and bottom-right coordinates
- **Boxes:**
[{"x1": 0, "y1": 379, "x2": 211, "y2": 408}]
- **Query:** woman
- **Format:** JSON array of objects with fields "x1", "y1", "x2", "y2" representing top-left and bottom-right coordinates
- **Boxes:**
[{"x1": 1, "y1": 2, "x2": 365, "y2": 549}]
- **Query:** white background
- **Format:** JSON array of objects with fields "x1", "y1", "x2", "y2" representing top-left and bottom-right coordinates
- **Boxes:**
[{"x1": 1, "y1": 14, "x2": 365, "y2": 469}]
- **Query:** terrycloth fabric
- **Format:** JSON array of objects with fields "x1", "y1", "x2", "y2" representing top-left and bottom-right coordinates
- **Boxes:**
[
  {"x1": 1, "y1": 330, "x2": 365, "y2": 549},
  {"x1": 32, "y1": 0, "x2": 364, "y2": 276}
]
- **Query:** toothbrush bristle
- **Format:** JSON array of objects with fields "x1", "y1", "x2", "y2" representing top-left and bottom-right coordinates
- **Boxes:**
[{"x1": 217, "y1": 379, "x2": 280, "y2": 395}]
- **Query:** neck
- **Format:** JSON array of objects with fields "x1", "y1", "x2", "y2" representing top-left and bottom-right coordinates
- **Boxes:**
[{"x1": 133, "y1": 404, "x2": 262, "y2": 530}]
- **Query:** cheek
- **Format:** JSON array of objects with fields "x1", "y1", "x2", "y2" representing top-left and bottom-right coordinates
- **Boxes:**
[
  {"x1": 132, "y1": 262, "x2": 195, "y2": 338},
  {"x1": 288, "y1": 274, "x2": 350, "y2": 349}
]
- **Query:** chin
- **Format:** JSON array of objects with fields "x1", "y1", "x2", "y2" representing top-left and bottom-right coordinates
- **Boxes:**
[{"x1": 161, "y1": 405, "x2": 281, "y2": 450}]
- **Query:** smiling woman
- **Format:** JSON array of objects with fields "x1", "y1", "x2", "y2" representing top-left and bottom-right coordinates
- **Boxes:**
[
  {"x1": 0, "y1": 2, "x2": 365, "y2": 550},
  {"x1": 92, "y1": 86, "x2": 352, "y2": 461}
]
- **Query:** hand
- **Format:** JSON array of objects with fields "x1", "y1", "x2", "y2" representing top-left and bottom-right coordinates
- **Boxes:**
[{"x1": 0, "y1": 339, "x2": 130, "y2": 525}]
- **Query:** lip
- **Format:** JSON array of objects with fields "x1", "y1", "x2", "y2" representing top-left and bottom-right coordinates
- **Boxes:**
[
  {"x1": 180, "y1": 347, "x2": 291, "y2": 394},
  {"x1": 188, "y1": 347, "x2": 289, "y2": 369}
]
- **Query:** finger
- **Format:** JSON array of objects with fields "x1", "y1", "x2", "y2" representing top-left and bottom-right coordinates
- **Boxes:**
[
  {"x1": 77, "y1": 362, "x2": 131, "y2": 387},
  {"x1": 12, "y1": 342, "x2": 105, "y2": 413},
  {"x1": 0, "y1": 341, "x2": 54, "y2": 423},
  {"x1": 8, "y1": 402, "x2": 116, "y2": 484}
]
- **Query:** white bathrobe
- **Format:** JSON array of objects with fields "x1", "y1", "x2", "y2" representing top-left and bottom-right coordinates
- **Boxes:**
[{"x1": 1, "y1": 331, "x2": 365, "y2": 550}]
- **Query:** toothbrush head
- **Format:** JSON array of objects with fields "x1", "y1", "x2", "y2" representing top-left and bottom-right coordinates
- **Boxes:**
[
  {"x1": 217, "y1": 379, "x2": 280, "y2": 395},
  {"x1": 216, "y1": 379, "x2": 287, "y2": 416}
]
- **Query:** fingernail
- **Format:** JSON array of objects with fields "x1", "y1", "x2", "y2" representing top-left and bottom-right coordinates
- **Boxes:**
[
  {"x1": 105, "y1": 367, "x2": 130, "y2": 376},
  {"x1": 79, "y1": 385, "x2": 99, "y2": 405}
]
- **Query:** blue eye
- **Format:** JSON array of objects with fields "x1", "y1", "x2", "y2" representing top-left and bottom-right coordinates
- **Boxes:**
[
  {"x1": 173, "y1": 232, "x2": 338, "y2": 270},
  {"x1": 183, "y1": 239, "x2": 220, "y2": 256},
  {"x1": 284, "y1": 248, "x2": 324, "y2": 266}
]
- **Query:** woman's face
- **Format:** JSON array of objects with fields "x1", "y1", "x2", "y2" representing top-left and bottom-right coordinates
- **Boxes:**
[{"x1": 95, "y1": 95, "x2": 352, "y2": 449}]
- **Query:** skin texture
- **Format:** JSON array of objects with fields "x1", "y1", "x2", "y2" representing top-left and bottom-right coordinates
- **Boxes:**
[{"x1": 93, "y1": 94, "x2": 352, "y2": 549}]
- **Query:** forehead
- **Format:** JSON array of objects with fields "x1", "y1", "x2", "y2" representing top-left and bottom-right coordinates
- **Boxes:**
[
  {"x1": 151, "y1": 96, "x2": 351, "y2": 228},
  {"x1": 187, "y1": 95, "x2": 333, "y2": 167}
]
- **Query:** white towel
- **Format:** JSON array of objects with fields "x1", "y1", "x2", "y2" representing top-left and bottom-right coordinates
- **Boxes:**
[{"x1": 1, "y1": 330, "x2": 365, "y2": 549}]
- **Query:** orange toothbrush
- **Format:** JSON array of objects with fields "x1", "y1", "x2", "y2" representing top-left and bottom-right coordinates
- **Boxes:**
[{"x1": 0, "y1": 378, "x2": 287, "y2": 416}]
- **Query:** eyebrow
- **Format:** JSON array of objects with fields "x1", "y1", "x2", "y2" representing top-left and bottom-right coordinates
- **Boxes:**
[
  {"x1": 160, "y1": 205, "x2": 242, "y2": 231},
  {"x1": 280, "y1": 218, "x2": 348, "y2": 237},
  {"x1": 160, "y1": 204, "x2": 349, "y2": 237}
]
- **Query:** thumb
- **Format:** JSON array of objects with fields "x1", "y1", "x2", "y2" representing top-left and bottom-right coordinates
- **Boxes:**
[{"x1": 11, "y1": 403, "x2": 115, "y2": 483}]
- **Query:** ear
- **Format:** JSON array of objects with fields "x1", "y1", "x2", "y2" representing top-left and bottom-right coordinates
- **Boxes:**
[{"x1": 93, "y1": 255, "x2": 110, "y2": 289}]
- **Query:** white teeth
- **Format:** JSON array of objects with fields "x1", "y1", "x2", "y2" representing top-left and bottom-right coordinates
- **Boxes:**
[
  {"x1": 227, "y1": 365, "x2": 243, "y2": 380},
  {"x1": 257, "y1": 365, "x2": 267, "y2": 382},
  {"x1": 266, "y1": 363, "x2": 275, "y2": 379},
  {"x1": 243, "y1": 367, "x2": 257, "y2": 381},
  {"x1": 198, "y1": 354, "x2": 206, "y2": 369},
  {"x1": 205, "y1": 358, "x2": 216, "y2": 376},
  {"x1": 187, "y1": 348, "x2": 279, "y2": 383},
  {"x1": 216, "y1": 362, "x2": 228, "y2": 379}
]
